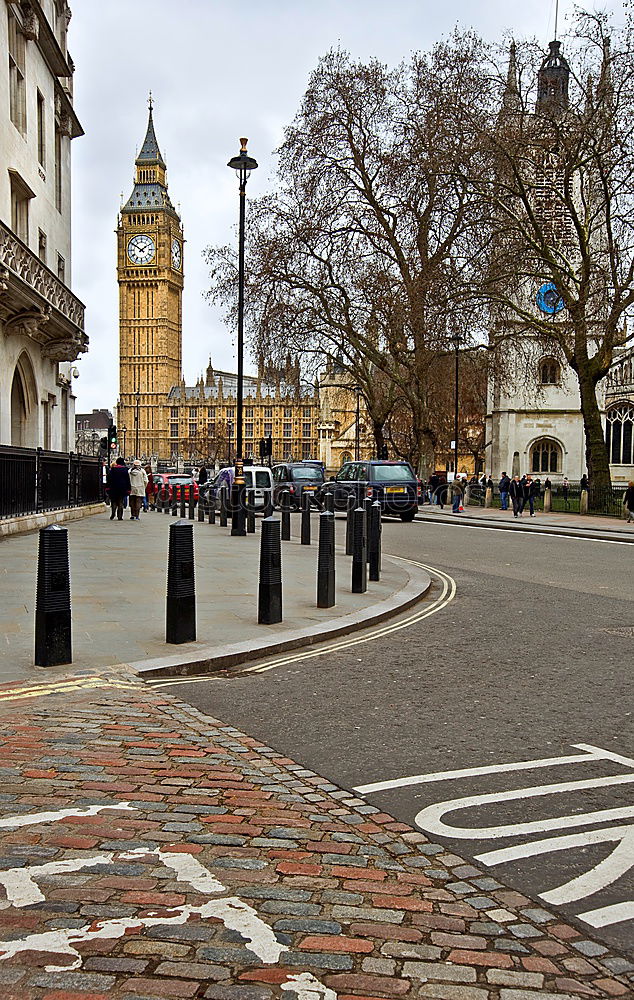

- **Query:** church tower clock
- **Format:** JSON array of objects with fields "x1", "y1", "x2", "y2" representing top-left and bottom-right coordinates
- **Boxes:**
[{"x1": 117, "y1": 98, "x2": 184, "y2": 459}]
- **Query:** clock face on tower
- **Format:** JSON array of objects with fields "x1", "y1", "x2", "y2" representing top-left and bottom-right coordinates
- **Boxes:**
[
  {"x1": 127, "y1": 234, "x2": 155, "y2": 265},
  {"x1": 171, "y1": 239, "x2": 182, "y2": 270}
]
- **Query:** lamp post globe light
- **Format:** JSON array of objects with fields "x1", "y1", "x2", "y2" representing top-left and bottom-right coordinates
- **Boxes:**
[{"x1": 227, "y1": 138, "x2": 258, "y2": 536}]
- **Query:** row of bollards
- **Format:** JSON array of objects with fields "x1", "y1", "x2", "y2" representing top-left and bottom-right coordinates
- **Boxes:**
[{"x1": 34, "y1": 485, "x2": 384, "y2": 664}]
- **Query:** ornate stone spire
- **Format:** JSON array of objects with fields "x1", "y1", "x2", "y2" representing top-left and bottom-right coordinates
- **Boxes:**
[
  {"x1": 501, "y1": 42, "x2": 522, "y2": 115},
  {"x1": 536, "y1": 40, "x2": 570, "y2": 113}
]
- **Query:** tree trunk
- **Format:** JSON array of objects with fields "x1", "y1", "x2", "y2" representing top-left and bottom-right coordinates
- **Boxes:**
[
  {"x1": 577, "y1": 372, "x2": 611, "y2": 489},
  {"x1": 373, "y1": 420, "x2": 385, "y2": 460}
]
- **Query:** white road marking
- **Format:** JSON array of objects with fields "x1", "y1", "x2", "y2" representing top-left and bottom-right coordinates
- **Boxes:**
[
  {"x1": 0, "y1": 854, "x2": 118, "y2": 908},
  {"x1": 476, "y1": 825, "x2": 634, "y2": 867},
  {"x1": 578, "y1": 901, "x2": 634, "y2": 927},
  {"x1": 413, "y1": 516, "x2": 634, "y2": 546},
  {"x1": 146, "y1": 560, "x2": 456, "y2": 686},
  {"x1": 0, "y1": 801, "x2": 133, "y2": 829},
  {"x1": 413, "y1": 772, "x2": 634, "y2": 840},
  {"x1": 539, "y1": 826, "x2": 634, "y2": 905},
  {"x1": 281, "y1": 972, "x2": 337, "y2": 998}
]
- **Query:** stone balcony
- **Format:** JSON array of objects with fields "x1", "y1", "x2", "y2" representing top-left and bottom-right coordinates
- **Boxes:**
[{"x1": 0, "y1": 219, "x2": 87, "y2": 362}]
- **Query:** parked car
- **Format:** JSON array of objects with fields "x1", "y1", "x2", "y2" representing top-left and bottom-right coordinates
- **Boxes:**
[
  {"x1": 319, "y1": 460, "x2": 418, "y2": 521},
  {"x1": 272, "y1": 463, "x2": 326, "y2": 508},
  {"x1": 201, "y1": 465, "x2": 273, "y2": 511},
  {"x1": 154, "y1": 473, "x2": 199, "y2": 504}
]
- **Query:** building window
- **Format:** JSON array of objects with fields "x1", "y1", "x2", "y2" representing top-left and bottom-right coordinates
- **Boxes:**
[
  {"x1": 8, "y1": 11, "x2": 26, "y2": 134},
  {"x1": 207, "y1": 422, "x2": 215, "y2": 435},
  {"x1": 540, "y1": 358, "x2": 561, "y2": 384},
  {"x1": 54, "y1": 130, "x2": 62, "y2": 211},
  {"x1": 341, "y1": 452, "x2": 352, "y2": 465},
  {"x1": 302, "y1": 442, "x2": 312, "y2": 458},
  {"x1": 283, "y1": 422, "x2": 292, "y2": 438},
  {"x1": 284, "y1": 407, "x2": 293, "y2": 417},
  {"x1": 57, "y1": 253, "x2": 65, "y2": 282},
  {"x1": 245, "y1": 407, "x2": 253, "y2": 417},
  {"x1": 37, "y1": 91, "x2": 46, "y2": 167},
  {"x1": 170, "y1": 407, "x2": 178, "y2": 418},
  {"x1": 302, "y1": 422, "x2": 312, "y2": 437},
  {"x1": 188, "y1": 407, "x2": 196, "y2": 419},
  {"x1": 530, "y1": 438, "x2": 562, "y2": 473},
  {"x1": 208, "y1": 407, "x2": 214, "y2": 417},
  {"x1": 606, "y1": 403, "x2": 634, "y2": 465},
  {"x1": 9, "y1": 172, "x2": 31, "y2": 243},
  {"x1": 245, "y1": 422, "x2": 253, "y2": 438},
  {"x1": 170, "y1": 423, "x2": 178, "y2": 438},
  {"x1": 303, "y1": 407, "x2": 312, "y2": 417},
  {"x1": 189, "y1": 423, "x2": 197, "y2": 437},
  {"x1": 264, "y1": 407, "x2": 272, "y2": 418},
  {"x1": 38, "y1": 229, "x2": 47, "y2": 264},
  {"x1": 264, "y1": 422, "x2": 272, "y2": 437},
  {"x1": 226, "y1": 407, "x2": 234, "y2": 417}
]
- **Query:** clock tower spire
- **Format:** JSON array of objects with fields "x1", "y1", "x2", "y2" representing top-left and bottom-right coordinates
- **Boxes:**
[{"x1": 117, "y1": 100, "x2": 184, "y2": 460}]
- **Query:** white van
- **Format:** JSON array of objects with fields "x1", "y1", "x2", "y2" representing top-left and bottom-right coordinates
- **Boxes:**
[{"x1": 209, "y1": 465, "x2": 272, "y2": 511}]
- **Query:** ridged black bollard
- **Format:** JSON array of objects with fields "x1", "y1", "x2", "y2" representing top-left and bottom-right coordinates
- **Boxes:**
[
  {"x1": 197, "y1": 495, "x2": 205, "y2": 522},
  {"x1": 258, "y1": 517, "x2": 282, "y2": 624},
  {"x1": 219, "y1": 486, "x2": 228, "y2": 527},
  {"x1": 179, "y1": 488, "x2": 186, "y2": 519},
  {"x1": 345, "y1": 494, "x2": 355, "y2": 555},
  {"x1": 247, "y1": 489, "x2": 256, "y2": 534},
  {"x1": 351, "y1": 507, "x2": 367, "y2": 593},
  {"x1": 323, "y1": 491, "x2": 334, "y2": 513},
  {"x1": 368, "y1": 500, "x2": 382, "y2": 582},
  {"x1": 34, "y1": 525, "x2": 72, "y2": 667},
  {"x1": 171, "y1": 491, "x2": 178, "y2": 516},
  {"x1": 264, "y1": 493, "x2": 274, "y2": 519},
  {"x1": 208, "y1": 497, "x2": 215, "y2": 524},
  {"x1": 301, "y1": 491, "x2": 311, "y2": 545},
  {"x1": 317, "y1": 511, "x2": 335, "y2": 608},
  {"x1": 188, "y1": 487, "x2": 196, "y2": 520},
  {"x1": 166, "y1": 519, "x2": 196, "y2": 644},
  {"x1": 364, "y1": 496, "x2": 373, "y2": 562},
  {"x1": 281, "y1": 489, "x2": 291, "y2": 541}
]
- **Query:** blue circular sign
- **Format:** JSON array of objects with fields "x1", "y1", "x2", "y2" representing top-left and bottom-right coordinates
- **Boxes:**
[{"x1": 536, "y1": 282, "x2": 564, "y2": 315}]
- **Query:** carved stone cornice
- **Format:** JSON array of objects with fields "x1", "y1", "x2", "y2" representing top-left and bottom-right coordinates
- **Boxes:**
[
  {"x1": 0, "y1": 220, "x2": 87, "y2": 361},
  {"x1": 21, "y1": 3, "x2": 40, "y2": 41}
]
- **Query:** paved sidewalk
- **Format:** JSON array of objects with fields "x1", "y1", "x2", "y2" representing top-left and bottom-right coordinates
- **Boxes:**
[
  {"x1": 0, "y1": 675, "x2": 631, "y2": 999},
  {"x1": 0, "y1": 508, "x2": 427, "y2": 685},
  {"x1": 417, "y1": 504, "x2": 634, "y2": 542}
]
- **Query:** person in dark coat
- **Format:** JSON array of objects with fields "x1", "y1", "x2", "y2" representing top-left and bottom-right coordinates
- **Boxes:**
[
  {"x1": 198, "y1": 466, "x2": 208, "y2": 486},
  {"x1": 625, "y1": 481, "x2": 634, "y2": 523},
  {"x1": 106, "y1": 457, "x2": 131, "y2": 521},
  {"x1": 429, "y1": 473, "x2": 440, "y2": 504},
  {"x1": 509, "y1": 475, "x2": 523, "y2": 517},
  {"x1": 499, "y1": 472, "x2": 511, "y2": 511},
  {"x1": 523, "y1": 475, "x2": 538, "y2": 516}
]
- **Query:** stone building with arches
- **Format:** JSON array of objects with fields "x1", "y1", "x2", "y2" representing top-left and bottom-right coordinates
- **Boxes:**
[
  {"x1": 0, "y1": 2, "x2": 86, "y2": 451},
  {"x1": 605, "y1": 347, "x2": 634, "y2": 485}
]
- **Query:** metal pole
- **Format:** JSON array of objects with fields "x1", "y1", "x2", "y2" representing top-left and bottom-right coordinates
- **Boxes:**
[
  {"x1": 355, "y1": 388, "x2": 360, "y2": 461},
  {"x1": 236, "y1": 176, "x2": 246, "y2": 464},
  {"x1": 301, "y1": 490, "x2": 311, "y2": 545},
  {"x1": 135, "y1": 389, "x2": 140, "y2": 458},
  {"x1": 454, "y1": 335, "x2": 459, "y2": 478}
]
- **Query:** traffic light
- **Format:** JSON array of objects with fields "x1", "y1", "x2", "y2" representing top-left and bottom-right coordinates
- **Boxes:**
[
  {"x1": 380, "y1": 444, "x2": 388, "y2": 460},
  {"x1": 107, "y1": 423, "x2": 117, "y2": 453}
]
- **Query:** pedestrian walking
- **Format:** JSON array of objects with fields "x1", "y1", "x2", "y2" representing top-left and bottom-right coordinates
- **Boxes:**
[
  {"x1": 624, "y1": 481, "x2": 634, "y2": 523},
  {"x1": 499, "y1": 472, "x2": 511, "y2": 511},
  {"x1": 129, "y1": 460, "x2": 148, "y2": 520},
  {"x1": 562, "y1": 476, "x2": 570, "y2": 506},
  {"x1": 451, "y1": 475, "x2": 464, "y2": 514},
  {"x1": 198, "y1": 465, "x2": 208, "y2": 486},
  {"x1": 144, "y1": 465, "x2": 154, "y2": 510},
  {"x1": 106, "y1": 458, "x2": 131, "y2": 521},
  {"x1": 509, "y1": 474, "x2": 523, "y2": 517},
  {"x1": 429, "y1": 473, "x2": 440, "y2": 505},
  {"x1": 524, "y1": 475, "x2": 538, "y2": 516}
]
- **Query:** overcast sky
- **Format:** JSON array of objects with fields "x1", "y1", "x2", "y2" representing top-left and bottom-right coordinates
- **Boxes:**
[{"x1": 70, "y1": 0, "x2": 623, "y2": 414}]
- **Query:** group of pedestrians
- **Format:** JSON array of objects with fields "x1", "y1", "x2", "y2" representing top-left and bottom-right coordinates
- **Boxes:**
[
  {"x1": 106, "y1": 458, "x2": 151, "y2": 521},
  {"x1": 497, "y1": 472, "x2": 544, "y2": 517}
]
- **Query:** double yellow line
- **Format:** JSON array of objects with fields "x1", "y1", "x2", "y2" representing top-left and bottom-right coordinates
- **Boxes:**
[
  {"x1": 146, "y1": 559, "x2": 457, "y2": 689},
  {"x1": 0, "y1": 676, "x2": 139, "y2": 704}
]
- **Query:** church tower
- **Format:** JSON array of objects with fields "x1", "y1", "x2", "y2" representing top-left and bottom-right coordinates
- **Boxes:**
[{"x1": 117, "y1": 99, "x2": 184, "y2": 459}]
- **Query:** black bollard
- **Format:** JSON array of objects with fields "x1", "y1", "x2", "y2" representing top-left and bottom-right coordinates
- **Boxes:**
[
  {"x1": 281, "y1": 489, "x2": 291, "y2": 541},
  {"x1": 345, "y1": 494, "x2": 355, "y2": 555},
  {"x1": 368, "y1": 500, "x2": 382, "y2": 582},
  {"x1": 351, "y1": 507, "x2": 367, "y2": 594},
  {"x1": 219, "y1": 486, "x2": 228, "y2": 527},
  {"x1": 166, "y1": 519, "x2": 196, "y2": 644},
  {"x1": 264, "y1": 492, "x2": 274, "y2": 519},
  {"x1": 301, "y1": 491, "x2": 311, "y2": 545},
  {"x1": 364, "y1": 496, "x2": 373, "y2": 562},
  {"x1": 258, "y1": 517, "x2": 282, "y2": 624},
  {"x1": 171, "y1": 490, "x2": 178, "y2": 516},
  {"x1": 208, "y1": 495, "x2": 215, "y2": 524},
  {"x1": 188, "y1": 486, "x2": 196, "y2": 520},
  {"x1": 323, "y1": 491, "x2": 334, "y2": 514},
  {"x1": 198, "y1": 495, "x2": 206, "y2": 522},
  {"x1": 247, "y1": 489, "x2": 256, "y2": 533},
  {"x1": 179, "y1": 487, "x2": 186, "y2": 519},
  {"x1": 317, "y1": 511, "x2": 335, "y2": 608},
  {"x1": 34, "y1": 525, "x2": 72, "y2": 666}
]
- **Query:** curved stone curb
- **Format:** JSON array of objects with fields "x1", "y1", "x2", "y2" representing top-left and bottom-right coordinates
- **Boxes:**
[
  {"x1": 127, "y1": 555, "x2": 431, "y2": 680},
  {"x1": 415, "y1": 511, "x2": 634, "y2": 543}
]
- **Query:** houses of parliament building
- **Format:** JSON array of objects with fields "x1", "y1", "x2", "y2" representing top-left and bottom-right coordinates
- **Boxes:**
[{"x1": 116, "y1": 105, "x2": 320, "y2": 466}]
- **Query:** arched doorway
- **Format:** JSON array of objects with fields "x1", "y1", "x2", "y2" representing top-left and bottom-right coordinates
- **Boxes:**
[{"x1": 11, "y1": 353, "x2": 38, "y2": 447}]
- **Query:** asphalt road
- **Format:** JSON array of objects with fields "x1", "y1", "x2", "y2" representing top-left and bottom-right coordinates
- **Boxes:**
[{"x1": 164, "y1": 516, "x2": 634, "y2": 958}]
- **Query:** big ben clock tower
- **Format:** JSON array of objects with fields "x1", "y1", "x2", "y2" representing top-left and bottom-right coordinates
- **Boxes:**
[{"x1": 117, "y1": 98, "x2": 184, "y2": 459}]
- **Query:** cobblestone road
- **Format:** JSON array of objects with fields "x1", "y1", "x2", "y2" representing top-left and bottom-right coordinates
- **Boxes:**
[{"x1": 0, "y1": 675, "x2": 631, "y2": 998}]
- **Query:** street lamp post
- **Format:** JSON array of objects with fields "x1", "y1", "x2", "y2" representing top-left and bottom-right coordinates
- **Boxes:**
[
  {"x1": 227, "y1": 138, "x2": 258, "y2": 536},
  {"x1": 134, "y1": 389, "x2": 140, "y2": 459},
  {"x1": 121, "y1": 425, "x2": 127, "y2": 459},
  {"x1": 354, "y1": 387, "x2": 361, "y2": 461},
  {"x1": 451, "y1": 332, "x2": 460, "y2": 477}
]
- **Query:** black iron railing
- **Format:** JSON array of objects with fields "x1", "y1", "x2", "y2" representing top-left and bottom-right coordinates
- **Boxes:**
[
  {"x1": 0, "y1": 445, "x2": 102, "y2": 519},
  {"x1": 463, "y1": 480, "x2": 627, "y2": 518}
]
